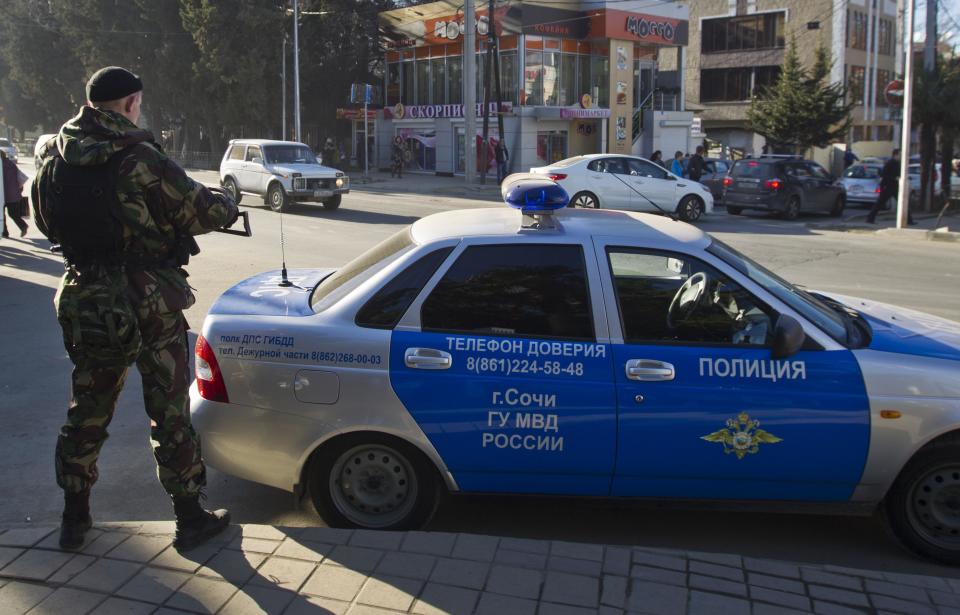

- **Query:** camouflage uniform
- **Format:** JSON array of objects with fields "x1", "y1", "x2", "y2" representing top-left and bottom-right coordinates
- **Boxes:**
[{"x1": 36, "y1": 106, "x2": 237, "y2": 498}]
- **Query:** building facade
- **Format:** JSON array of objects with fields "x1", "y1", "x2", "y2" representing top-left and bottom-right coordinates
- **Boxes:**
[
  {"x1": 376, "y1": 0, "x2": 691, "y2": 176},
  {"x1": 660, "y1": 0, "x2": 900, "y2": 159}
]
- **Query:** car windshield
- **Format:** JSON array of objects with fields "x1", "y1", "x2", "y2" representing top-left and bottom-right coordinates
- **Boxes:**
[
  {"x1": 310, "y1": 228, "x2": 416, "y2": 312},
  {"x1": 844, "y1": 165, "x2": 881, "y2": 179},
  {"x1": 263, "y1": 145, "x2": 317, "y2": 165},
  {"x1": 707, "y1": 239, "x2": 849, "y2": 344},
  {"x1": 548, "y1": 156, "x2": 586, "y2": 168},
  {"x1": 0, "y1": 138, "x2": 11, "y2": 147}
]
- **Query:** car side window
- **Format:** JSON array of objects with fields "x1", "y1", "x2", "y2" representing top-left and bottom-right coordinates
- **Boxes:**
[
  {"x1": 356, "y1": 247, "x2": 454, "y2": 329},
  {"x1": 787, "y1": 163, "x2": 811, "y2": 178},
  {"x1": 607, "y1": 248, "x2": 775, "y2": 346},
  {"x1": 627, "y1": 159, "x2": 668, "y2": 179},
  {"x1": 245, "y1": 146, "x2": 262, "y2": 162},
  {"x1": 421, "y1": 244, "x2": 595, "y2": 341},
  {"x1": 228, "y1": 146, "x2": 245, "y2": 161},
  {"x1": 807, "y1": 163, "x2": 831, "y2": 180}
]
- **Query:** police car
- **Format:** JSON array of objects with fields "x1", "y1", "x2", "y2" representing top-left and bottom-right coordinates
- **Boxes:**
[{"x1": 191, "y1": 175, "x2": 960, "y2": 563}]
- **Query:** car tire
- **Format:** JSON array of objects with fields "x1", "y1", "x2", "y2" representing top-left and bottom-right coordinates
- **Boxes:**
[
  {"x1": 677, "y1": 195, "x2": 704, "y2": 222},
  {"x1": 885, "y1": 437, "x2": 960, "y2": 565},
  {"x1": 781, "y1": 196, "x2": 801, "y2": 220},
  {"x1": 570, "y1": 191, "x2": 600, "y2": 209},
  {"x1": 307, "y1": 433, "x2": 441, "y2": 531},
  {"x1": 829, "y1": 196, "x2": 845, "y2": 217},
  {"x1": 223, "y1": 177, "x2": 242, "y2": 206},
  {"x1": 267, "y1": 183, "x2": 288, "y2": 212},
  {"x1": 727, "y1": 206, "x2": 743, "y2": 216},
  {"x1": 322, "y1": 194, "x2": 342, "y2": 211}
]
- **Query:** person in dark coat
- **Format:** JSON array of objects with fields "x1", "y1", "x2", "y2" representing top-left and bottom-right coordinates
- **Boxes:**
[
  {"x1": 867, "y1": 149, "x2": 915, "y2": 225},
  {"x1": 1, "y1": 150, "x2": 29, "y2": 238},
  {"x1": 687, "y1": 145, "x2": 705, "y2": 182}
]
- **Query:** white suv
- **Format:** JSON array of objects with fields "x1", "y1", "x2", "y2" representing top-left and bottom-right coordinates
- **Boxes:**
[{"x1": 220, "y1": 139, "x2": 349, "y2": 212}]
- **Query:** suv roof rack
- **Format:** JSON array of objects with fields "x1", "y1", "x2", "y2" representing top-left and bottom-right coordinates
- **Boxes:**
[{"x1": 744, "y1": 154, "x2": 803, "y2": 160}]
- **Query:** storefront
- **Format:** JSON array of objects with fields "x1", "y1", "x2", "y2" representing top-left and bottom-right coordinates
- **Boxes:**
[{"x1": 378, "y1": 0, "x2": 689, "y2": 176}]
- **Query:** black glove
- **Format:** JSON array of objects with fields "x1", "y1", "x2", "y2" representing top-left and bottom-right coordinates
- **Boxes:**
[{"x1": 208, "y1": 186, "x2": 239, "y2": 227}]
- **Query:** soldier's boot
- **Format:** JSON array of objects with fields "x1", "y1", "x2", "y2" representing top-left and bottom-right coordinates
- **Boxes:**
[
  {"x1": 59, "y1": 491, "x2": 92, "y2": 550},
  {"x1": 172, "y1": 495, "x2": 230, "y2": 552}
]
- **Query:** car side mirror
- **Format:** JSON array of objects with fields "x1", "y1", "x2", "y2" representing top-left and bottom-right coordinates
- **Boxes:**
[
  {"x1": 317, "y1": 156, "x2": 324, "y2": 164},
  {"x1": 771, "y1": 314, "x2": 806, "y2": 359},
  {"x1": 251, "y1": 156, "x2": 263, "y2": 165}
]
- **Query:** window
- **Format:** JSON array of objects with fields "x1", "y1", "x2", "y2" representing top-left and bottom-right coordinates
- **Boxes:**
[
  {"x1": 244, "y1": 145, "x2": 262, "y2": 162},
  {"x1": 627, "y1": 158, "x2": 668, "y2": 179},
  {"x1": 590, "y1": 55, "x2": 609, "y2": 107},
  {"x1": 702, "y1": 12, "x2": 785, "y2": 53},
  {"x1": 844, "y1": 165, "x2": 880, "y2": 179},
  {"x1": 228, "y1": 145, "x2": 245, "y2": 160},
  {"x1": 560, "y1": 53, "x2": 577, "y2": 106},
  {"x1": 416, "y1": 60, "x2": 430, "y2": 105},
  {"x1": 543, "y1": 51, "x2": 560, "y2": 106},
  {"x1": 500, "y1": 51, "x2": 518, "y2": 105},
  {"x1": 431, "y1": 57, "x2": 446, "y2": 105},
  {"x1": 700, "y1": 68, "x2": 750, "y2": 102},
  {"x1": 448, "y1": 56, "x2": 463, "y2": 104},
  {"x1": 848, "y1": 11, "x2": 867, "y2": 50},
  {"x1": 730, "y1": 160, "x2": 774, "y2": 179},
  {"x1": 607, "y1": 248, "x2": 775, "y2": 346},
  {"x1": 264, "y1": 145, "x2": 317, "y2": 164},
  {"x1": 386, "y1": 62, "x2": 401, "y2": 106},
  {"x1": 587, "y1": 157, "x2": 627, "y2": 174},
  {"x1": 875, "y1": 69, "x2": 891, "y2": 106},
  {"x1": 421, "y1": 244, "x2": 594, "y2": 341},
  {"x1": 535, "y1": 131, "x2": 568, "y2": 166},
  {"x1": 356, "y1": 247, "x2": 453, "y2": 329},
  {"x1": 847, "y1": 65, "x2": 865, "y2": 104},
  {"x1": 524, "y1": 49, "x2": 544, "y2": 106},
  {"x1": 785, "y1": 163, "x2": 812, "y2": 178},
  {"x1": 806, "y1": 163, "x2": 831, "y2": 180},
  {"x1": 402, "y1": 60, "x2": 414, "y2": 104},
  {"x1": 878, "y1": 18, "x2": 893, "y2": 55}
]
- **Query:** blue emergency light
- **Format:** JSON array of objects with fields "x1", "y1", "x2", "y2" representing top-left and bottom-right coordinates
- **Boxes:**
[{"x1": 501, "y1": 175, "x2": 569, "y2": 213}]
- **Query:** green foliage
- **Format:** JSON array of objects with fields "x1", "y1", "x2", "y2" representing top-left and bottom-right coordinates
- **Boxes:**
[{"x1": 748, "y1": 42, "x2": 853, "y2": 152}]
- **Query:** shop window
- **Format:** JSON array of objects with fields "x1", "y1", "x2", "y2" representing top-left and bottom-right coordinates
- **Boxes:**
[
  {"x1": 543, "y1": 51, "x2": 560, "y2": 106},
  {"x1": 448, "y1": 56, "x2": 463, "y2": 105},
  {"x1": 431, "y1": 58, "x2": 446, "y2": 105},
  {"x1": 536, "y1": 130, "x2": 568, "y2": 166},
  {"x1": 456, "y1": 127, "x2": 499, "y2": 174},
  {"x1": 560, "y1": 54, "x2": 577, "y2": 106},
  {"x1": 416, "y1": 60, "x2": 430, "y2": 105},
  {"x1": 386, "y1": 63, "x2": 401, "y2": 106},
  {"x1": 578, "y1": 54, "x2": 590, "y2": 100},
  {"x1": 500, "y1": 51, "x2": 518, "y2": 105},
  {"x1": 402, "y1": 60, "x2": 414, "y2": 104},
  {"x1": 702, "y1": 12, "x2": 785, "y2": 53},
  {"x1": 590, "y1": 55, "x2": 609, "y2": 107},
  {"x1": 398, "y1": 129, "x2": 436, "y2": 172},
  {"x1": 525, "y1": 50, "x2": 544, "y2": 106}
]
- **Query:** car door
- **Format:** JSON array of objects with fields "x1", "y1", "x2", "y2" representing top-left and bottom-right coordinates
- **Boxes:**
[
  {"x1": 625, "y1": 158, "x2": 677, "y2": 212},
  {"x1": 389, "y1": 242, "x2": 617, "y2": 495},
  {"x1": 806, "y1": 162, "x2": 839, "y2": 211},
  {"x1": 585, "y1": 158, "x2": 633, "y2": 209},
  {"x1": 595, "y1": 242, "x2": 871, "y2": 501},
  {"x1": 240, "y1": 145, "x2": 266, "y2": 192},
  {"x1": 784, "y1": 163, "x2": 819, "y2": 211}
]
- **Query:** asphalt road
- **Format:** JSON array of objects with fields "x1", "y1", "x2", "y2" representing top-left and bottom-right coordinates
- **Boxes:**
[{"x1": 2, "y1": 160, "x2": 960, "y2": 577}]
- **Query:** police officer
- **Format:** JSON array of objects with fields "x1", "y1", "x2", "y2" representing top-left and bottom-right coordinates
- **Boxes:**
[
  {"x1": 867, "y1": 148, "x2": 915, "y2": 225},
  {"x1": 33, "y1": 67, "x2": 239, "y2": 551}
]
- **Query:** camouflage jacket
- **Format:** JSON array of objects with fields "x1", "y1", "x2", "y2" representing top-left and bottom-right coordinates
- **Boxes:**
[{"x1": 36, "y1": 107, "x2": 237, "y2": 315}]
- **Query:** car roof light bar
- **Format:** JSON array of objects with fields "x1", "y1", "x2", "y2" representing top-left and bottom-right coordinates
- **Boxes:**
[{"x1": 501, "y1": 174, "x2": 569, "y2": 230}]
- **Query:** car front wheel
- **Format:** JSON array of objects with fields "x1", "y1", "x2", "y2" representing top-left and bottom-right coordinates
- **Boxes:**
[
  {"x1": 267, "y1": 183, "x2": 288, "y2": 212},
  {"x1": 677, "y1": 195, "x2": 704, "y2": 222},
  {"x1": 322, "y1": 194, "x2": 342, "y2": 211},
  {"x1": 829, "y1": 196, "x2": 845, "y2": 217},
  {"x1": 308, "y1": 434, "x2": 440, "y2": 530},
  {"x1": 886, "y1": 438, "x2": 960, "y2": 564},
  {"x1": 570, "y1": 191, "x2": 599, "y2": 209}
]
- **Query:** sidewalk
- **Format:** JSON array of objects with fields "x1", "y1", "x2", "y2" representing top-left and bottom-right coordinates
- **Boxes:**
[
  {"x1": 1, "y1": 523, "x2": 958, "y2": 615},
  {"x1": 807, "y1": 208, "x2": 959, "y2": 241}
]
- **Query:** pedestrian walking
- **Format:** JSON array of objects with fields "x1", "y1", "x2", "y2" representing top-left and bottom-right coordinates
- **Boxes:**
[
  {"x1": 687, "y1": 145, "x2": 705, "y2": 182},
  {"x1": 867, "y1": 148, "x2": 915, "y2": 225},
  {"x1": 844, "y1": 147, "x2": 859, "y2": 169},
  {"x1": 391, "y1": 136, "x2": 404, "y2": 178},
  {"x1": 321, "y1": 137, "x2": 337, "y2": 167},
  {"x1": 495, "y1": 141, "x2": 509, "y2": 183},
  {"x1": 650, "y1": 150, "x2": 665, "y2": 168},
  {"x1": 32, "y1": 66, "x2": 239, "y2": 551},
  {"x1": 1, "y1": 150, "x2": 29, "y2": 237},
  {"x1": 671, "y1": 151, "x2": 685, "y2": 177}
]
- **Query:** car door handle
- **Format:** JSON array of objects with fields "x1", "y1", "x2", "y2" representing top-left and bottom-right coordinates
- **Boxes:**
[
  {"x1": 405, "y1": 348, "x2": 452, "y2": 370},
  {"x1": 625, "y1": 359, "x2": 675, "y2": 381}
]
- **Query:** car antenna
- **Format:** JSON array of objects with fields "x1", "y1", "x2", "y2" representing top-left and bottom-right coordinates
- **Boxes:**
[
  {"x1": 278, "y1": 207, "x2": 292, "y2": 287},
  {"x1": 609, "y1": 172, "x2": 679, "y2": 221}
]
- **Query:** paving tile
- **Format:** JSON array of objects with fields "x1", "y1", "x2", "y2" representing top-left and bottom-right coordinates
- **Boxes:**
[
  {"x1": 688, "y1": 590, "x2": 751, "y2": 615},
  {"x1": 869, "y1": 594, "x2": 936, "y2": 615},
  {"x1": 485, "y1": 564, "x2": 543, "y2": 599},
  {"x1": 90, "y1": 596, "x2": 155, "y2": 615},
  {"x1": 356, "y1": 574, "x2": 423, "y2": 610},
  {"x1": 80, "y1": 531, "x2": 129, "y2": 556},
  {"x1": 136, "y1": 521, "x2": 176, "y2": 536},
  {"x1": 689, "y1": 560, "x2": 745, "y2": 582},
  {"x1": 154, "y1": 609, "x2": 197, "y2": 615},
  {"x1": 542, "y1": 570, "x2": 599, "y2": 608},
  {"x1": 106, "y1": 534, "x2": 172, "y2": 563},
  {"x1": 402, "y1": 532, "x2": 457, "y2": 557},
  {"x1": 601, "y1": 575, "x2": 627, "y2": 608},
  {"x1": 631, "y1": 550, "x2": 686, "y2": 571},
  {"x1": 377, "y1": 551, "x2": 436, "y2": 581},
  {"x1": 221, "y1": 584, "x2": 295, "y2": 615},
  {"x1": 273, "y1": 539, "x2": 332, "y2": 563},
  {"x1": 598, "y1": 607, "x2": 625, "y2": 615},
  {"x1": 1, "y1": 548, "x2": 73, "y2": 581},
  {"x1": 603, "y1": 547, "x2": 631, "y2": 576},
  {"x1": 812, "y1": 601, "x2": 868, "y2": 615},
  {"x1": 165, "y1": 576, "x2": 239, "y2": 614},
  {"x1": 744, "y1": 558, "x2": 801, "y2": 579},
  {"x1": 474, "y1": 591, "x2": 538, "y2": 615},
  {"x1": 205, "y1": 524, "x2": 242, "y2": 546},
  {"x1": 347, "y1": 606, "x2": 410, "y2": 615},
  {"x1": 883, "y1": 572, "x2": 952, "y2": 592},
  {"x1": 689, "y1": 574, "x2": 747, "y2": 598},
  {"x1": 67, "y1": 557, "x2": 142, "y2": 593},
  {"x1": 550, "y1": 541, "x2": 604, "y2": 562},
  {"x1": 802, "y1": 569, "x2": 863, "y2": 591},
  {"x1": 239, "y1": 524, "x2": 288, "y2": 542},
  {"x1": 116, "y1": 567, "x2": 191, "y2": 604},
  {"x1": 547, "y1": 555, "x2": 602, "y2": 577},
  {"x1": 749, "y1": 572, "x2": 806, "y2": 595},
  {"x1": 931, "y1": 589, "x2": 960, "y2": 607},
  {"x1": 822, "y1": 565, "x2": 885, "y2": 580},
  {"x1": 452, "y1": 534, "x2": 499, "y2": 562},
  {"x1": 0, "y1": 547, "x2": 24, "y2": 572},
  {"x1": 350, "y1": 530, "x2": 405, "y2": 551},
  {"x1": 687, "y1": 551, "x2": 743, "y2": 568},
  {"x1": 413, "y1": 582, "x2": 480, "y2": 615},
  {"x1": 197, "y1": 549, "x2": 267, "y2": 585},
  {"x1": 249, "y1": 556, "x2": 316, "y2": 591},
  {"x1": 750, "y1": 586, "x2": 813, "y2": 611},
  {"x1": 149, "y1": 543, "x2": 220, "y2": 573},
  {"x1": 35, "y1": 529, "x2": 102, "y2": 552},
  {"x1": 499, "y1": 537, "x2": 549, "y2": 555},
  {"x1": 537, "y1": 603, "x2": 598, "y2": 615},
  {"x1": 227, "y1": 536, "x2": 280, "y2": 555},
  {"x1": 95, "y1": 522, "x2": 141, "y2": 534},
  {"x1": 301, "y1": 563, "x2": 368, "y2": 602},
  {"x1": 298, "y1": 527, "x2": 353, "y2": 545},
  {"x1": 284, "y1": 596, "x2": 351, "y2": 615},
  {"x1": 495, "y1": 548, "x2": 547, "y2": 570},
  {"x1": 26, "y1": 587, "x2": 106, "y2": 615},
  {"x1": 629, "y1": 564, "x2": 686, "y2": 587},
  {"x1": 808, "y1": 584, "x2": 871, "y2": 608},
  {"x1": 753, "y1": 604, "x2": 814, "y2": 615},
  {"x1": 429, "y1": 557, "x2": 489, "y2": 590},
  {"x1": 48, "y1": 553, "x2": 96, "y2": 584},
  {"x1": 625, "y1": 579, "x2": 688, "y2": 614},
  {"x1": 0, "y1": 581, "x2": 54, "y2": 614},
  {"x1": 864, "y1": 578, "x2": 930, "y2": 603},
  {"x1": 324, "y1": 545, "x2": 384, "y2": 572},
  {"x1": 0, "y1": 527, "x2": 55, "y2": 548}
]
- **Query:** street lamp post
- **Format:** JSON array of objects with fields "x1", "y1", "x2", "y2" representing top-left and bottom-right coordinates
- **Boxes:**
[
  {"x1": 897, "y1": 0, "x2": 915, "y2": 229},
  {"x1": 284, "y1": 3, "x2": 329, "y2": 144}
]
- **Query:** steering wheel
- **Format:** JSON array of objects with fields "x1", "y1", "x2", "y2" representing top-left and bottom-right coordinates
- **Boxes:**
[{"x1": 667, "y1": 272, "x2": 709, "y2": 329}]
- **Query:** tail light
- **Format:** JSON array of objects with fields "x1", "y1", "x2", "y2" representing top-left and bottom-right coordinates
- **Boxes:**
[
  {"x1": 196, "y1": 335, "x2": 229, "y2": 403},
  {"x1": 722, "y1": 177, "x2": 733, "y2": 187},
  {"x1": 764, "y1": 178, "x2": 783, "y2": 190},
  {"x1": 875, "y1": 186, "x2": 882, "y2": 193},
  {"x1": 547, "y1": 173, "x2": 567, "y2": 181}
]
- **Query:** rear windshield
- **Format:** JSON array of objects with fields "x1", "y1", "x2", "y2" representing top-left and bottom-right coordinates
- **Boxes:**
[
  {"x1": 731, "y1": 160, "x2": 773, "y2": 179},
  {"x1": 548, "y1": 156, "x2": 586, "y2": 168},
  {"x1": 844, "y1": 165, "x2": 880, "y2": 179},
  {"x1": 0, "y1": 138, "x2": 11, "y2": 147}
]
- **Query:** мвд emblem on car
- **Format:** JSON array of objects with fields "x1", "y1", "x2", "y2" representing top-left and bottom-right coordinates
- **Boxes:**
[{"x1": 701, "y1": 412, "x2": 782, "y2": 459}]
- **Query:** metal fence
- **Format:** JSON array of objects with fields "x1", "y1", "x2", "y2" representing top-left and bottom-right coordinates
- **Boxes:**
[{"x1": 168, "y1": 151, "x2": 215, "y2": 170}]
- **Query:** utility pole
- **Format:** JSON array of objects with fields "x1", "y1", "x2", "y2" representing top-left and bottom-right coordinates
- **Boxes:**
[
  {"x1": 492, "y1": 4, "x2": 506, "y2": 183},
  {"x1": 865, "y1": 0, "x2": 875, "y2": 127},
  {"x1": 897, "y1": 0, "x2": 916, "y2": 229},
  {"x1": 282, "y1": 36, "x2": 287, "y2": 140},
  {"x1": 480, "y1": 0, "x2": 494, "y2": 185},
  {"x1": 464, "y1": 0, "x2": 477, "y2": 185},
  {"x1": 292, "y1": 0, "x2": 302, "y2": 143},
  {"x1": 919, "y1": 0, "x2": 937, "y2": 211}
]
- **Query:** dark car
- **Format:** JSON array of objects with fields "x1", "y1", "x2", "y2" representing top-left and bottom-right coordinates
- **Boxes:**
[
  {"x1": 700, "y1": 158, "x2": 731, "y2": 203},
  {"x1": 722, "y1": 158, "x2": 846, "y2": 220}
]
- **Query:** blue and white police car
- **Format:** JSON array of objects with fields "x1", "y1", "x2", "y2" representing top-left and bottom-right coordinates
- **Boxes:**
[{"x1": 191, "y1": 176, "x2": 960, "y2": 563}]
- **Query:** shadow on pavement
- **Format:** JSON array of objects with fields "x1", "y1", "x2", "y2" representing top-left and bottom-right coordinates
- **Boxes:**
[
  {"x1": 243, "y1": 203, "x2": 422, "y2": 226},
  {"x1": 0, "y1": 238, "x2": 64, "y2": 277}
]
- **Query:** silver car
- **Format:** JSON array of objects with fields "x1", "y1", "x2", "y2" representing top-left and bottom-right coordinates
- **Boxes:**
[
  {"x1": 191, "y1": 177, "x2": 960, "y2": 564},
  {"x1": 0, "y1": 138, "x2": 17, "y2": 163},
  {"x1": 841, "y1": 163, "x2": 886, "y2": 208}
]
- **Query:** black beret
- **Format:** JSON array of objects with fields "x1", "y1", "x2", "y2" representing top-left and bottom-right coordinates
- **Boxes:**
[{"x1": 86, "y1": 66, "x2": 143, "y2": 103}]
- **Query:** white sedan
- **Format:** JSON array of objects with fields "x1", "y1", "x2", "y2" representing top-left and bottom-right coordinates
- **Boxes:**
[{"x1": 530, "y1": 153, "x2": 714, "y2": 221}]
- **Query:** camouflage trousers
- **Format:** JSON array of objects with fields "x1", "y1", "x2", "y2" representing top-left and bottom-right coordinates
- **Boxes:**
[{"x1": 55, "y1": 307, "x2": 206, "y2": 498}]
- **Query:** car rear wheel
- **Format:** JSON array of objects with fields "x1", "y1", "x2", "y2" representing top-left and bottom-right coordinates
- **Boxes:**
[
  {"x1": 267, "y1": 183, "x2": 288, "y2": 212},
  {"x1": 223, "y1": 177, "x2": 242, "y2": 206},
  {"x1": 781, "y1": 196, "x2": 801, "y2": 220},
  {"x1": 677, "y1": 195, "x2": 704, "y2": 222},
  {"x1": 570, "y1": 191, "x2": 599, "y2": 209},
  {"x1": 322, "y1": 194, "x2": 342, "y2": 211},
  {"x1": 308, "y1": 434, "x2": 440, "y2": 530},
  {"x1": 829, "y1": 196, "x2": 845, "y2": 217},
  {"x1": 886, "y1": 439, "x2": 960, "y2": 564},
  {"x1": 726, "y1": 206, "x2": 743, "y2": 216}
]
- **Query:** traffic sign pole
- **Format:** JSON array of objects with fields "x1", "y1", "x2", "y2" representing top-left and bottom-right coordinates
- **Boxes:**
[{"x1": 896, "y1": 0, "x2": 915, "y2": 230}]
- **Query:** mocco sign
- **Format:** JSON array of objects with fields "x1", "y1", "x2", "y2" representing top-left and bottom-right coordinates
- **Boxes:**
[{"x1": 625, "y1": 15, "x2": 677, "y2": 43}]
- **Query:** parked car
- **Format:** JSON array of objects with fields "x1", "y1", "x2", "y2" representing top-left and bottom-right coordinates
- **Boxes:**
[
  {"x1": 0, "y1": 138, "x2": 17, "y2": 163},
  {"x1": 700, "y1": 157, "x2": 731, "y2": 203},
  {"x1": 908, "y1": 163, "x2": 944, "y2": 198},
  {"x1": 722, "y1": 157, "x2": 846, "y2": 220},
  {"x1": 220, "y1": 139, "x2": 349, "y2": 212},
  {"x1": 191, "y1": 176, "x2": 960, "y2": 564},
  {"x1": 33, "y1": 134, "x2": 57, "y2": 170},
  {"x1": 529, "y1": 154, "x2": 714, "y2": 222},
  {"x1": 841, "y1": 163, "x2": 888, "y2": 209}
]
